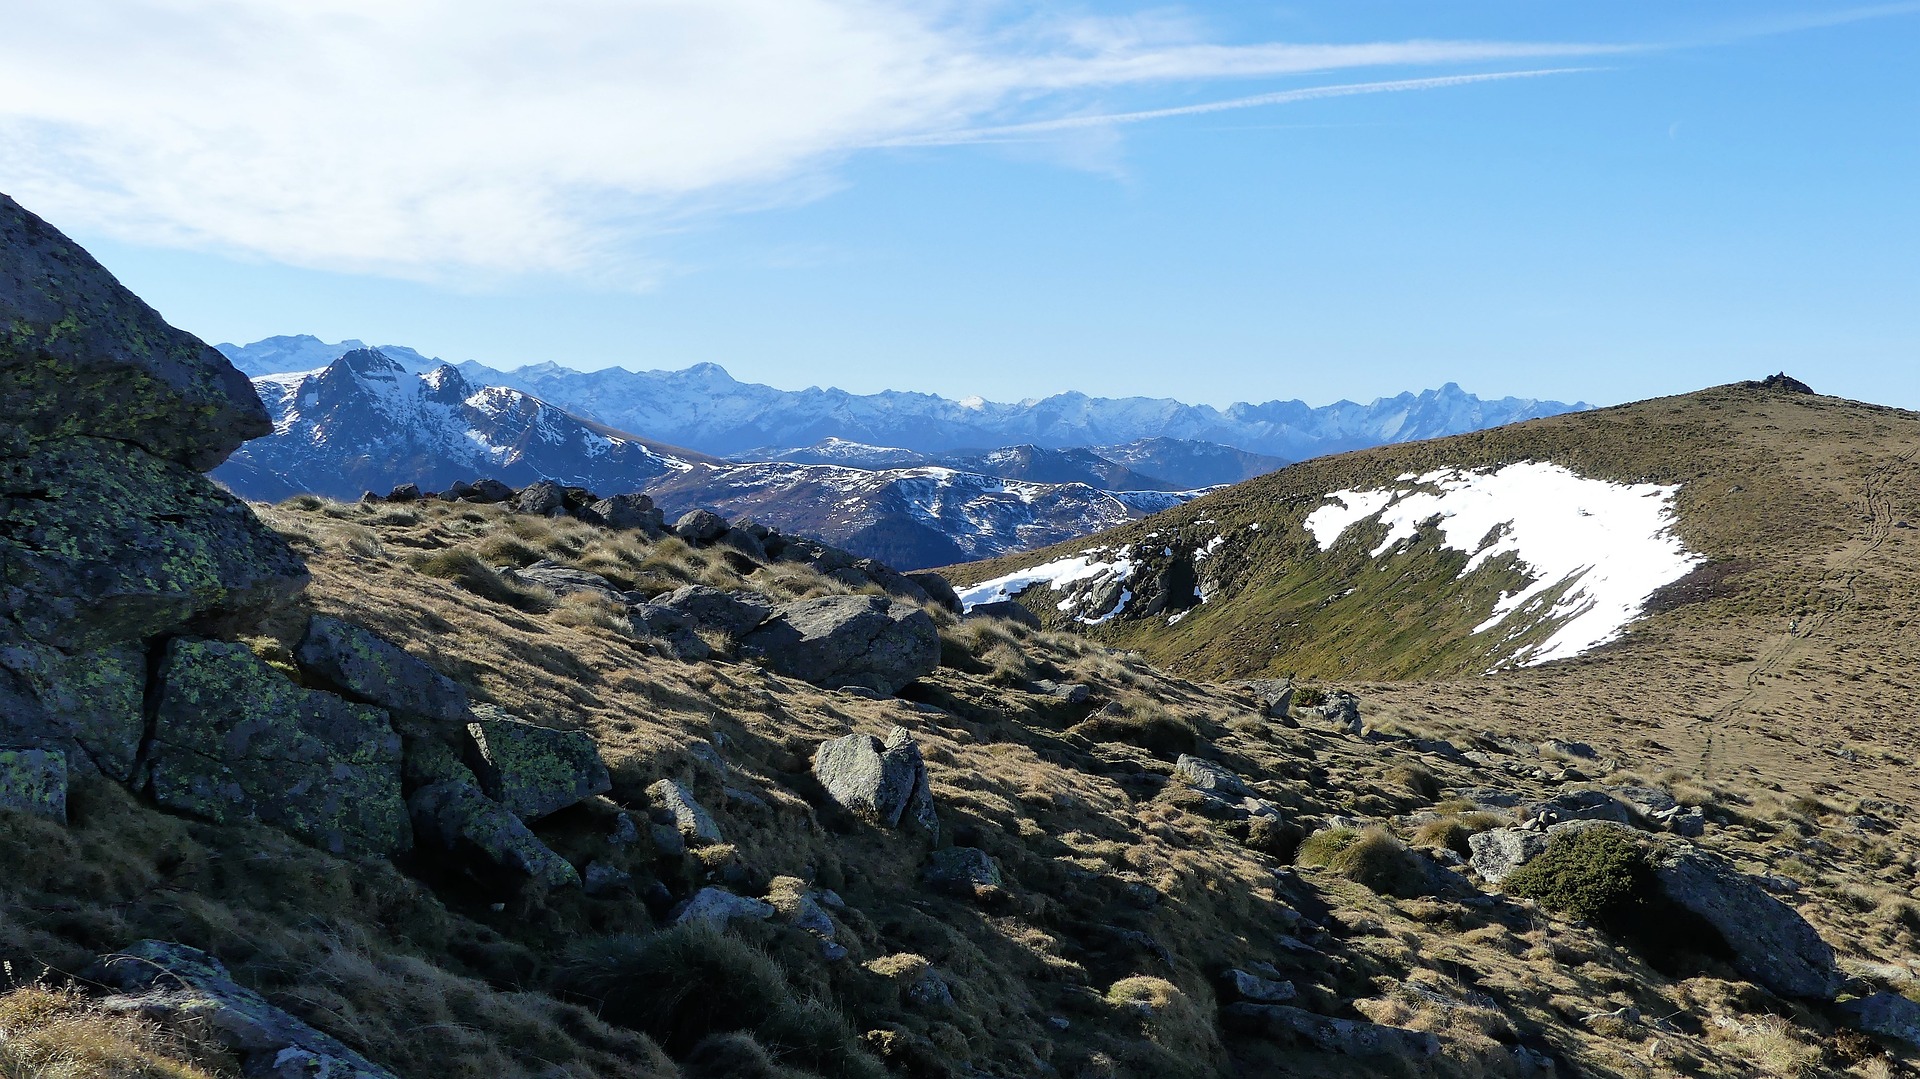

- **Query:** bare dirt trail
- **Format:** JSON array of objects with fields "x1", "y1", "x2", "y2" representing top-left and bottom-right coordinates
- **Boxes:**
[{"x1": 1690, "y1": 443, "x2": 1919, "y2": 781}]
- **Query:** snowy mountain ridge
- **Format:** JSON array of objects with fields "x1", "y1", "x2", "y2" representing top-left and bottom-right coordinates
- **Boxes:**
[{"x1": 217, "y1": 336, "x2": 1589, "y2": 460}]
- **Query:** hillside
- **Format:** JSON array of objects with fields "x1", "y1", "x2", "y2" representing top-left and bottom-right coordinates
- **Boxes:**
[{"x1": 10, "y1": 194, "x2": 1920, "y2": 1079}]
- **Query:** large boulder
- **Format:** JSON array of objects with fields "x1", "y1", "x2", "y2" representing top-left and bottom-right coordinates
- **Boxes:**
[
  {"x1": 506, "y1": 560, "x2": 626, "y2": 603},
  {"x1": 295, "y1": 615, "x2": 470, "y2": 725},
  {"x1": 0, "y1": 436, "x2": 307, "y2": 652},
  {"x1": 89, "y1": 940, "x2": 400, "y2": 1079},
  {"x1": 1647, "y1": 844, "x2": 1842, "y2": 1001},
  {"x1": 648, "y1": 778, "x2": 723, "y2": 845},
  {"x1": 408, "y1": 779, "x2": 579, "y2": 889},
  {"x1": 150, "y1": 639, "x2": 409, "y2": 857},
  {"x1": 673, "y1": 509, "x2": 729, "y2": 543},
  {"x1": 627, "y1": 602, "x2": 712, "y2": 661},
  {"x1": 1467, "y1": 828, "x2": 1550, "y2": 885},
  {"x1": 813, "y1": 726, "x2": 937, "y2": 836},
  {"x1": 513, "y1": 480, "x2": 568, "y2": 517},
  {"x1": 739, "y1": 595, "x2": 938, "y2": 694},
  {"x1": 591, "y1": 493, "x2": 664, "y2": 533},
  {"x1": 1837, "y1": 991, "x2": 1920, "y2": 1049},
  {"x1": 0, "y1": 194, "x2": 268, "y2": 469},
  {"x1": 906, "y1": 571, "x2": 962, "y2": 614},
  {"x1": 465, "y1": 706, "x2": 611, "y2": 821},
  {"x1": 0, "y1": 746, "x2": 66, "y2": 823}
]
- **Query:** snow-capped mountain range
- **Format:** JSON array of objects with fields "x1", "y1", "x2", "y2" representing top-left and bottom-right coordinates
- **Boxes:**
[
  {"x1": 213, "y1": 336, "x2": 1590, "y2": 569},
  {"x1": 218, "y1": 335, "x2": 1588, "y2": 461}
]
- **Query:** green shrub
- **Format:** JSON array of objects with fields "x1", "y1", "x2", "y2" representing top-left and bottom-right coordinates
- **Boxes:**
[{"x1": 1503, "y1": 826, "x2": 1648, "y2": 922}]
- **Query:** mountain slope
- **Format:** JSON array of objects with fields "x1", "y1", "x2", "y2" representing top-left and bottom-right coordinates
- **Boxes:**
[
  {"x1": 1092, "y1": 436, "x2": 1291, "y2": 488},
  {"x1": 945, "y1": 376, "x2": 1917, "y2": 680},
  {"x1": 215, "y1": 349, "x2": 715, "y2": 500}
]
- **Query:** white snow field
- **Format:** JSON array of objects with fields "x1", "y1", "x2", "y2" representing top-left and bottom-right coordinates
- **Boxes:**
[
  {"x1": 1303, "y1": 462, "x2": 1700, "y2": 667},
  {"x1": 956, "y1": 547, "x2": 1140, "y2": 623}
]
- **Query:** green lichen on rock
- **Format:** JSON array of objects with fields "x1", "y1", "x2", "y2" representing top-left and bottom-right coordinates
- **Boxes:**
[
  {"x1": 0, "y1": 641, "x2": 145, "y2": 779},
  {"x1": 0, "y1": 193, "x2": 269, "y2": 470},
  {"x1": 150, "y1": 638, "x2": 410, "y2": 857},
  {"x1": 0, "y1": 746, "x2": 67, "y2": 823},
  {"x1": 465, "y1": 705, "x2": 611, "y2": 822},
  {"x1": 0, "y1": 436, "x2": 306, "y2": 651}
]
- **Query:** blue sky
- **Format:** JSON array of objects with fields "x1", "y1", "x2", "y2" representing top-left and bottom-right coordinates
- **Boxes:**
[{"x1": 4, "y1": 2, "x2": 1916, "y2": 408}]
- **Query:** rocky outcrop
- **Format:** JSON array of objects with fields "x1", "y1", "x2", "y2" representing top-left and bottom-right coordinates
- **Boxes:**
[
  {"x1": 0, "y1": 194, "x2": 269, "y2": 469},
  {"x1": 0, "y1": 746, "x2": 67, "y2": 823},
  {"x1": 408, "y1": 779, "x2": 579, "y2": 889},
  {"x1": 739, "y1": 595, "x2": 938, "y2": 694},
  {"x1": 652, "y1": 585, "x2": 771, "y2": 638},
  {"x1": 673, "y1": 509, "x2": 729, "y2": 543},
  {"x1": 1647, "y1": 844, "x2": 1841, "y2": 1001},
  {"x1": 673, "y1": 887, "x2": 775, "y2": 927},
  {"x1": 0, "y1": 195, "x2": 306, "y2": 786},
  {"x1": 813, "y1": 726, "x2": 938, "y2": 836},
  {"x1": 150, "y1": 639, "x2": 410, "y2": 857},
  {"x1": 648, "y1": 778, "x2": 723, "y2": 845},
  {"x1": 90, "y1": 940, "x2": 400, "y2": 1079},
  {"x1": 1837, "y1": 992, "x2": 1920, "y2": 1049},
  {"x1": 465, "y1": 706, "x2": 612, "y2": 821},
  {"x1": 296, "y1": 615, "x2": 469, "y2": 725}
]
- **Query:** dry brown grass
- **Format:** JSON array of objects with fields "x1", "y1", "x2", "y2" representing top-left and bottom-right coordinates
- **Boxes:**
[{"x1": 0, "y1": 985, "x2": 230, "y2": 1078}]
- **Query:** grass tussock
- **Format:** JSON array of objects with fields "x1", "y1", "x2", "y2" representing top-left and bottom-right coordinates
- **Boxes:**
[
  {"x1": 1295, "y1": 826, "x2": 1430, "y2": 898},
  {"x1": 0, "y1": 985, "x2": 230, "y2": 1079}
]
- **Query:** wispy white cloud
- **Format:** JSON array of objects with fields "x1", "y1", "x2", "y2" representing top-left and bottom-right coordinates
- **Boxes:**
[
  {"x1": 878, "y1": 70, "x2": 1597, "y2": 147},
  {"x1": 0, "y1": 1, "x2": 1629, "y2": 281}
]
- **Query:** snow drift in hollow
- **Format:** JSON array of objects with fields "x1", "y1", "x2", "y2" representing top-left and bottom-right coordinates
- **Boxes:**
[{"x1": 1303, "y1": 462, "x2": 1699, "y2": 668}]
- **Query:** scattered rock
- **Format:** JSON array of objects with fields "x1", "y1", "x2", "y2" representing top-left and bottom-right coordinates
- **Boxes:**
[
  {"x1": 1030, "y1": 679, "x2": 1091, "y2": 704},
  {"x1": 151, "y1": 639, "x2": 409, "y2": 857},
  {"x1": 906, "y1": 571, "x2": 962, "y2": 613},
  {"x1": 591, "y1": 492, "x2": 664, "y2": 533},
  {"x1": 296, "y1": 615, "x2": 470, "y2": 724},
  {"x1": 648, "y1": 778, "x2": 723, "y2": 845},
  {"x1": 465, "y1": 706, "x2": 612, "y2": 822},
  {"x1": 1173, "y1": 754, "x2": 1253, "y2": 798},
  {"x1": 1468, "y1": 829, "x2": 1550, "y2": 885},
  {"x1": 0, "y1": 746, "x2": 66, "y2": 823},
  {"x1": 812, "y1": 726, "x2": 938, "y2": 836},
  {"x1": 673, "y1": 887, "x2": 774, "y2": 927},
  {"x1": 627, "y1": 603, "x2": 712, "y2": 661},
  {"x1": 739, "y1": 595, "x2": 939, "y2": 694},
  {"x1": 1221, "y1": 1003, "x2": 1441, "y2": 1058},
  {"x1": 583, "y1": 861, "x2": 633, "y2": 898},
  {"x1": 507, "y1": 561, "x2": 626, "y2": 603},
  {"x1": 1299, "y1": 691, "x2": 1362, "y2": 734},
  {"x1": 1839, "y1": 992, "x2": 1920, "y2": 1048},
  {"x1": 89, "y1": 940, "x2": 400, "y2": 1079},
  {"x1": 673, "y1": 509, "x2": 729, "y2": 543},
  {"x1": 1520, "y1": 790, "x2": 1633, "y2": 827},
  {"x1": 409, "y1": 780, "x2": 579, "y2": 889},
  {"x1": 386, "y1": 482, "x2": 421, "y2": 503},
  {"x1": 907, "y1": 968, "x2": 955, "y2": 1008},
  {"x1": 1235, "y1": 679, "x2": 1295, "y2": 719},
  {"x1": 653, "y1": 585, "x2": 772, "y2": 638},
  {"x1": 1221, "y1": 969, "x2": 1297, "y2": 1004},
  {"x1": 962, "y1": 600, "x2": 1041, "y2": 629},
  {"x1": 1647, "y1": 843, "x2": 1842, "y2": 1000},
  {"x1": 1542, "y1": 739, "x2": 1599, "y2": 760},
  {"x1": 513, "y1": 480, "x2": 568, "y2": 517},
  {"x1": 923, "y1": 846, "x2": 1003, "y2": 894},
  {"x1": 459, "y1": 478, "x2": 516, "y2": 504}
]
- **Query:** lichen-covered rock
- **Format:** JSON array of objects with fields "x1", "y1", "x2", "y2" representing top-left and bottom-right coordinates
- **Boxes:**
[
  {"x1": 739, "y1": 594, "x2": 938, "y2": 694},
  {"x1": 151, "y1": 638, "x2": 409, "y2": 857},
  {"x1": 673, "y1": 886, "x2": 774, "y2": 927},
  {"x1": 1648, "y1": 843, "x2": 1842, "y2": 1000},
  {"x1": 0, "y1": 437, "x2": 307, "y2": 652},
  {"x1": 648, "y1": 778, "x2": 722, "y2": 845},
  {"x1": 654, "y1": 585, "x2": 771, "y2": 638},
  {"x1": 1, "y1": 194, "x2": 269, "y2": 470},
  {"x1": 408, "y1": 779, "x2": 579, "y2": 889},
  {"x1": 465, "y1": 705, "x2": 611, "y2": 821},
  {"x1": 0, "y1": 746, "x2": 66, "y2": 823},
  {"x1": 0, "y1": 641, "x2": 146, "y2": 779},
  {"x1": 813, "y1": 726, "x2": 937, "y2": 837},
  {"x1": 89, "y1": 940, "x2": 400, "y2": 1079},
  {"x1": 296, "y1": 615, "x2": 469, "y2": 725}
]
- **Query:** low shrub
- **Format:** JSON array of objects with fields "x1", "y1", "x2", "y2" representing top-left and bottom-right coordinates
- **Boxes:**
[{"x1": 1502, "y1": 826, "x2": 1648, "y2": 923}]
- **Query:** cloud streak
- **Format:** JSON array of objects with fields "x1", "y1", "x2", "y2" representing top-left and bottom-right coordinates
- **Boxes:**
[
  {"x1": 0, "y1": 1, "x2": 1629, "y2": 280},
  {"x1": 878, "y1": 69, "x2": 1598, "y2": 147}
]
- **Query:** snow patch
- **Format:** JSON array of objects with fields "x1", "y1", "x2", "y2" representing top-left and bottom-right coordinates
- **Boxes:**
[
  {"x1": 1302, "y1": 462, "x2": 1699, "y2": 668},
  {"x1": 957, "y1": 546, "x2": 1140, "y2": 623}
]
